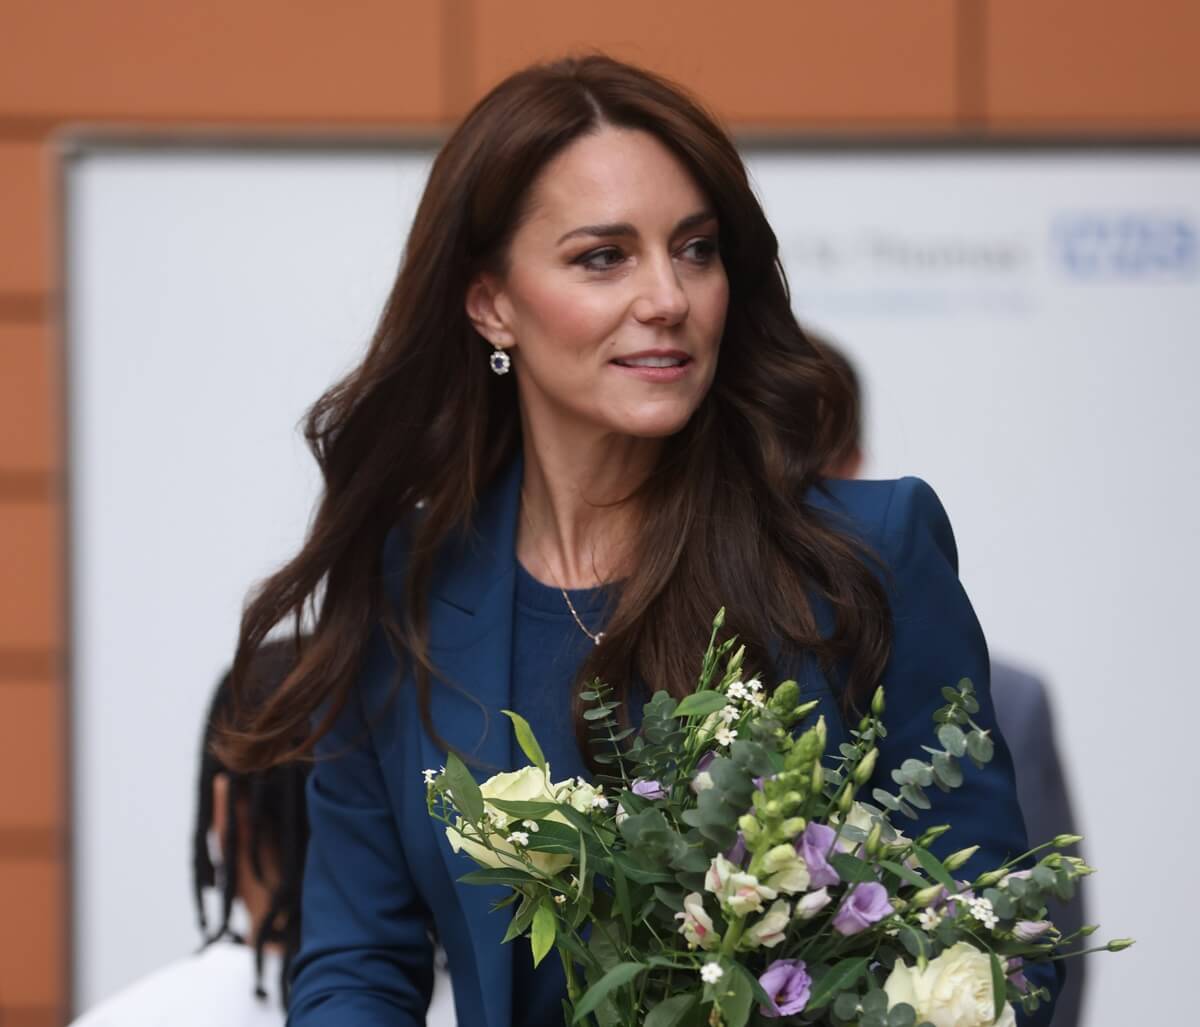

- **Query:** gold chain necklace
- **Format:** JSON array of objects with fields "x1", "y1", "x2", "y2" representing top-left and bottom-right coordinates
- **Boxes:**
[{"x1": 519, "y1": 488, "x2": 605, "y2": 646}]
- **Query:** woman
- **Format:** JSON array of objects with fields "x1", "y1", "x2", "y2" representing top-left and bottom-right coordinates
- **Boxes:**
[{"x1": 221, "y1": 55, "x2": 1058, "y2": 1026}]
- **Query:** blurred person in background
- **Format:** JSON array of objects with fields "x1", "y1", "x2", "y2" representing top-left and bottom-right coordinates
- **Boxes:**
[
  {"x1": 816, "y1": 334, "x2": 1088, "y2": 1027},
  {"x1": 69, "y1": 640, "x2": 309, "y2": 1027}
]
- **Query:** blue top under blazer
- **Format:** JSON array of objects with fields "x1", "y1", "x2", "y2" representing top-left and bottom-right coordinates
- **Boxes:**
[{"x1": 288, "y1": 457, "x2": 1060, "y2": 1026}]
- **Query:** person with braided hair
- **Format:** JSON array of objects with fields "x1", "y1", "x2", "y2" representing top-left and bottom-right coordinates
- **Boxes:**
[{"x1": 69, "y1": 640, "x2": 309, "y2": 1027}]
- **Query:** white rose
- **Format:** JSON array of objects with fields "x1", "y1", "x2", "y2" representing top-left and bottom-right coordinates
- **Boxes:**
[
  {"x1": 884, "y1": 943, "x2": 1016, "y2": 1027},
  {"x1": 446, "y1": 765, "x2": 573, "y2": 875}
]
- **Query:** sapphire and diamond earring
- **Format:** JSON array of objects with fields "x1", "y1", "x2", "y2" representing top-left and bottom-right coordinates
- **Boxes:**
[{"x1": 489, "y1": 347, "x2": 512, "y2": 375}]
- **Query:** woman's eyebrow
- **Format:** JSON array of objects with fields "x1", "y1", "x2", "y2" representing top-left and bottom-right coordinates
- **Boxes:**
[{"x1": 556, "y1": 208, "x2": 717, "y2": 246}]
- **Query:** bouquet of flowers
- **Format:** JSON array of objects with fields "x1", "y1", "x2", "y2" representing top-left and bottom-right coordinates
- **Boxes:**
[{"x1": 425, "y1": 612, "x2": 1129, "y2": 1027}]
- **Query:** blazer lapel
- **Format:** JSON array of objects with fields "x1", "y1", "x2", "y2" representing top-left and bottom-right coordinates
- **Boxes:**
[{"x1": 417, "y1": 456, "x2": 522, "y2": 1027}]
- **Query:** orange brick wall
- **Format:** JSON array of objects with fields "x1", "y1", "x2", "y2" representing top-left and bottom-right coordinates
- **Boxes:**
[{"x1": 1, "y1": 1, "x2": 1196, "y2": 1021}]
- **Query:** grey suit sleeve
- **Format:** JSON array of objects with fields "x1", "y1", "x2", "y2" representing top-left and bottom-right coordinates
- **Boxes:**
[{"x1": 991, "y1": 661, "x2": 1088, "y2": 1027}]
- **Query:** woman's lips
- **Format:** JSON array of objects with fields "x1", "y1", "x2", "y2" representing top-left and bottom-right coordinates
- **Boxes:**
[{"x1": 609, "y1": 353, "x2": 693, "y2": 382}]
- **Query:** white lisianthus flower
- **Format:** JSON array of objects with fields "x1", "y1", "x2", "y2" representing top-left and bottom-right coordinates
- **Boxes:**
[
  {"x1": 794, "y1": 887, "x2": 832, "y2": 920},
  {"x1": 743, "y1": 899, "x2": 790, "y2": 949},
  {"x1": 760, "y1": 843, "x2": 812, "y2": 895},
  {"x1": 445, "y1": 765, "x2": 573, "y2": 875},
  {"x1": 705, "y1": 853, "x2": 778, "y2": 916},
  {"x1": 883, "y1": 942, "x2": 1017, "y2": 1027},
  {"x1": 675, "y1": 892, "x2": 720, "y2": 950}
]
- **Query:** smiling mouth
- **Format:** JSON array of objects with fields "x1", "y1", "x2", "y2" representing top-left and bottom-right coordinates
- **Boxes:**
[{"x1": 612, "y1": 355, "x2": 691, "y2": 368}]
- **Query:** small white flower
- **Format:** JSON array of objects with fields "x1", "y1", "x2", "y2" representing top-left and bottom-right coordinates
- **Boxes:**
[
  {"x1": 967, "y1": 897, "x2": 999, "y2": 930},
  {"x1": 592, "y1": 794, "x2": 610, "y2": 810},
  {"x1": 720, "y1": 704, "x2": 740, "y2": 723},
  {"x1": 505, "y1": 831, "x2": 530, "y2": 847},
  {"x1": 700, "y1": 962, "x2": 724, "y2": 984},
  {"x1": 521, "y1": 819, "x2": 540, "y2": 833},
  {"x1": 715, "y1": 726, "x2": 738, "y2": 747},
  {"x1": 747, "y1": 678, "x2": 763, "y2": 693},
  {"x1": 422, "y1": 768, "x2": 438, "y2": 785},
  {"x1": 485, "y1": 808, "x2": 509, "y2": 829},
  {"x1": 746, "y1": 691, "x2": 765, "y2": 709},
  {"x1": 554, "y1": 894, "x2": 567, "y2": 906},
  {"x1": 917, "y1": 908, "x2": 943, "y2": 931},
  {"x1": 726, "y1": 681, "x2": 748, "y2": 701}
]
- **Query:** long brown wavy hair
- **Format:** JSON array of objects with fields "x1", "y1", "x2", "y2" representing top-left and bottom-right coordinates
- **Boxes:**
[{"x1": 218, "y1": 53, "x2": 891, "y2": 772}]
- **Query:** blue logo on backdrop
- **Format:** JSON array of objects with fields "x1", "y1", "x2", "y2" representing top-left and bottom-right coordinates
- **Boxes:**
[{"x1": 1054, "y1": 214, "x2": 1197, "y2": 279}]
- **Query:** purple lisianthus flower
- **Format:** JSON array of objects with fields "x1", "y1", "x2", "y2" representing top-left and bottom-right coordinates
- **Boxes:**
[
  {"x1": 758, "y1": 959, "x2": 812, "y2": 1017},
  {"x1": 724, "y1": 831, "x2": 748, "y2": 867},
  {"x1": 631, "y1": 778, "x2": 667, "y2": 800},
  {"x1": 1007, "y1": 956, "x2": 1030, "y2": 993},
  {"x1": 696, "y1": 750, "x2": 716, "y2": 772},
  {"x1": 797, "y1": 822, "x2": 841, "y2": 889},
  {"x1": 831, "y1": 882, "x2": 893, "y2": 935}
]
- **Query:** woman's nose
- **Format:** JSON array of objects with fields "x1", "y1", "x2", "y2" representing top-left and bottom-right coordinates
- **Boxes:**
[{"x1": 632, "y1": 255, "x2": 690, "y2": 326}]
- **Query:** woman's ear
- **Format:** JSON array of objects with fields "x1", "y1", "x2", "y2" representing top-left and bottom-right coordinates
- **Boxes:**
[{"x1": 465, "y1": 273, "x2": 515, "y2": 350}]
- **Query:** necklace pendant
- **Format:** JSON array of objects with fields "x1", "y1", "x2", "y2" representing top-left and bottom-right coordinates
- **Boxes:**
[{"x1": 594, "y1": 632, "x2": 604, "y2": 646}]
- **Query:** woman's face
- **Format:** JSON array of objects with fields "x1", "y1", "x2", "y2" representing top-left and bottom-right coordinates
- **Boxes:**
[{"x1": 469, "y1": 125, "x2": 729, "y2": 444}]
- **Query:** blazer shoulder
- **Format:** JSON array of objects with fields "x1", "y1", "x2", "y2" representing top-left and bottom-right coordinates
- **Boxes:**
[{"x1": 807, "y1": 475, "x2": 958, "y2": 573}]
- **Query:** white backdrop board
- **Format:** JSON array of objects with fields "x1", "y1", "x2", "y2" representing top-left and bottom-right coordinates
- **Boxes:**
[{"x1": 66, "y1": 143, "x2": 1199, "y2": 1023}]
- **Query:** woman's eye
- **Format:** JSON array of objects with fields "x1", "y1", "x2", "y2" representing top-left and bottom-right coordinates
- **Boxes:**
[
  {"x1": 577, "y1": 247, "x2": 625, "y2": 271},
  {"x1": 681, "y1": 237, "x2": 718, "y2": 263}
]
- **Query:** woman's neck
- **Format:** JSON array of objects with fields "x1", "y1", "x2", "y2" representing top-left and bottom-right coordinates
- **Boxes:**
[{"x1": 517, "y1": 417, "x2": 661, "y2": 590}]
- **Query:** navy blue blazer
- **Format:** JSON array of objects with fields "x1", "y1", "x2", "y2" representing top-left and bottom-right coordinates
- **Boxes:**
[{"x1": 288, "y1": 458, "x2": 1060, "y2": 1026}]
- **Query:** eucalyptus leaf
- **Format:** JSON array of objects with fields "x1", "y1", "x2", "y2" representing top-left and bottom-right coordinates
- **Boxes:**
[{"x1": 936, "y1": 724, "x2": 967, "y2": 757}]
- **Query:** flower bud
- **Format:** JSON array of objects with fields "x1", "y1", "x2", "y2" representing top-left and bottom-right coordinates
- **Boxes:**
[
  {"x1": 871, "y1": 687, "x2": 886, "y2": 718},
  {"x1": 916, "y1": 825, "x2": 951, "y2": 847},
  {"x1": 712, "y1": 607, "x2": 726, "y2": 630},
  {"x1": 1051, "y1": 833, "x2": 1083, "y2": 848},
  {"x1": 942, "y1": 846, "x2": 979, "y2": 872},
  {"x1": 764, "y1": 800, "x2": 783, "y2": 818},
  {"x1": 1079, "y1": 924, "x2": 1099, "y2": 937},
  {"x1": 912, "y1": 884, "x2": 944, "y2": 908},
  {"x1": 837, "y1": 784, "x2": 854, "y2": 815},
  {"x1": 738, "y1": 815, "x2": 762, "y2": 842},
  {"x1": 770, "y1": 681, "x2": 800, "y2": 717},
  {"x1": 780, "y1": 817, "x2": 806, "y2": 838},
  {"x1": 973, "y1": 869, "x2": 1008, "y2": 889},
  {"x1": 727, "y1": 643, "x2": 745, "y2": 675},
  {"x1": 866, "y1": 822, "x2": 883, "y2": 857},
  {"x1": 810, "y1": 764, "x2": 824, "y2": 793},
  {"x1": 853, "y1": 749, "x2": 879, "y2": 785},
  {"x1": 1107, "y1": 938, "x2": 1135, "y2": 952}
]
